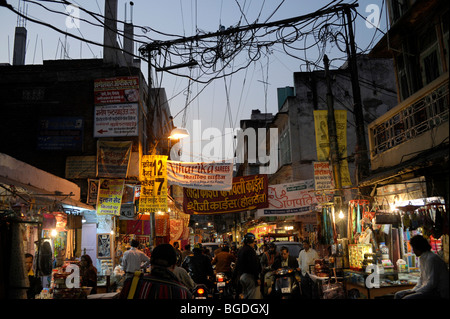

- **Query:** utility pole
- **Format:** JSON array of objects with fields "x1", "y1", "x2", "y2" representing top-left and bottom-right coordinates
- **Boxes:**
[
  {"x1": 324, "y1": 54, "x2": 342, "y2": 193},
  {"x1": 344, "y1": 6, "x2": 370, "y2": 186}
]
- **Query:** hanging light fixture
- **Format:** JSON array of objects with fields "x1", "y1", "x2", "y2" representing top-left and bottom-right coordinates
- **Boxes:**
[{"x1": 168, "y1": 127, "x2": 189, "y2": 140}]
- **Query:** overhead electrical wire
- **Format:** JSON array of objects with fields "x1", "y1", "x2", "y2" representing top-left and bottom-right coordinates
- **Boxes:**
[{"x1": 2, "y1": 0, "x2": 387, "y2": 127}]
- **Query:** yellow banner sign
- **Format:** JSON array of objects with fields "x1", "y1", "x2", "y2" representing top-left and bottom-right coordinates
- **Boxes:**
[
  {"x1": 313, "y1": 110, "x2": 352, "y2": 187},
  {"x1": 139, "y1": 155, "x2": 168, "y2": 213},
  {"x1": 96, "y1": 179, "x2": 125, "y2": 216}
]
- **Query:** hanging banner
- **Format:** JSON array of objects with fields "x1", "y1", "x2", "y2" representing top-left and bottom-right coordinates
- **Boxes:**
[
  {"x1": 96, "y1": 179, "x2": 125, "y2": 216},
  {"x1": 256, "y1": 179, "x2": 334, "y2": 218},
  {"x1": 313, "y1": 110, "x2": 352, "y2": 186},
  {"x1": 139, "y1": 155, "x2": 168, "y2": 213},
  {"x1": 183, "y1": 174, "x2": 268, "y2": 215},
  {"x1": 167, "y1": 160, "x2": 233, "y2": 191},
  {"x1": 97, "y1": 140, "x2": 132, "y2": 178},
  {"x1": 155, "y1": 213, "x2": 170, "y2": 236},
  {"x1": 170, "y1": 219, "x2": 184, "y2": 242}
]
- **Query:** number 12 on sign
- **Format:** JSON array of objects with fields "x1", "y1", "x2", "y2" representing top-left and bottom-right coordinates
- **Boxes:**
[{"x1": 140, "y1": 155, "x2": 168, "y2": 212}]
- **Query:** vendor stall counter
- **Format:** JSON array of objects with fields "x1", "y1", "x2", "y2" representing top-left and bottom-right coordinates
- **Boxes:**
[{"x1": 344, "y1": 269, "x2": 419, "y2": 299}]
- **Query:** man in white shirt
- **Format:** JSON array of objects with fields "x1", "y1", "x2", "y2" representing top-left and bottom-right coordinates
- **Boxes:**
[
  {"x1": 298, "y1": 240, "x2": 319, "y2": 276},
  {"x1": 122, "y1": 239, "x2": 150, "y2": 278},
  {"x1": 395, "y1": 235, "x2": 449, "y2": 299}
]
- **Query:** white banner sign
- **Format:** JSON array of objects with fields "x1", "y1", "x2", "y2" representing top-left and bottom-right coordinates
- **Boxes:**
[
  {"x1": 256, "y1": 179, "x2": 334, "y2": 217},
  {"x1": 94, "y1": 103, "x2": 138, "y2": 137},
  {"x1": 313, "y1": 161, "x2": 334, "y2": 190},
  {"x1": 167, "y1": 160, "x2": 233, "y2": 191}
]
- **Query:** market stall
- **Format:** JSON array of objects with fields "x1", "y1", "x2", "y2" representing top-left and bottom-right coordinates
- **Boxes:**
[{"x1": 340, "y1": 177, "x2": 449, "y2": 299}]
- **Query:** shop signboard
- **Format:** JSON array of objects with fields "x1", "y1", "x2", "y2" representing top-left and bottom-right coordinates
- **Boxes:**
[
  {"x1": 65, "y1": 156, "x2": 96, "y2": 179},
  {"x1": 94, "y1": 76, "x2": 139, "y2": 105},
  {"x1": 256, "y1": 179, "x2": 334, "y2": 218},
  {"x1": 375, "y1": 176, "x2": 426, "y2": 206},
  {"x1": 94, "y1": 103, "x2": 139, "y2": 137},
  {"x1": 96, "y1": 179, "x2": 125, "y2": 216},
  {"x1": 37, "y1": 117, "x2": 83, "y2": 151},
  {"x1": 183, "y1": 174, "x2": 268, "y2": 215},
  {"x1": 167, "y1": 160, "x2": 233, "y2": 191},
  {"x1": 139, "y1": 155, "x2": 168, "y2": 213},
  {"x1": 120, "y1": 203, "x2": 135, "y2": 220},
  {"x1": 97, "y1": 140, "x2": 132, "y2": 178},
  {"x1": 313, "y1": 161, "x2": 334, "y2": 191}
]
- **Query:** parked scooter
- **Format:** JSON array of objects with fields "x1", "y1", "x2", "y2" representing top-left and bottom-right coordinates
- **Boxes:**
[{"x1": 269, "y1": 268, "x2": 301, "y2": 299}]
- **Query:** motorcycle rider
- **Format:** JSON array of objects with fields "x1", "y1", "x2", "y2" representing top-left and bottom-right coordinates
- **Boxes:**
[
  {"x1": 212, "y1": 245, "x2": 236, "y2": 278},
  {"x1": 268, "y1": 247, "x2": 301, "y2": 299},
  {"x1": 272, "y1": 246, "x2": 299, "y2": 269},
  {"x1": 182, "y1": 243, "x2": 214, "y2": 289},
  {"x1": 235, "y1": 233, "x2": 261, "y2": 299},
  {"x1": 260, "y1": 242, "x2": 278, "y2": 296}
]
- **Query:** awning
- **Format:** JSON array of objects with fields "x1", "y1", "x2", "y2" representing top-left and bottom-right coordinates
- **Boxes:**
[
  {"x1": 0, "y1": 175, "x2": 94, "y2": 212},
  {"x1": 359, "y1": 144, "x2": 449, "y2": 188},
  {"x1": 1, "y1": 153, "x2": 95, "y2": 212}
]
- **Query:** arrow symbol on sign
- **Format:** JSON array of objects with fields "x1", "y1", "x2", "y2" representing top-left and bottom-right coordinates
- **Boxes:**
[{"x1": 97, "y1": 129, "x2": 108, "y2": 134}]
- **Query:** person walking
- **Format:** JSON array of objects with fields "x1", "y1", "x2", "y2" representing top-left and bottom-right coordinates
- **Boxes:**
[{"x1": 298, "y1": 240, "x2": 319, "y2": 276}]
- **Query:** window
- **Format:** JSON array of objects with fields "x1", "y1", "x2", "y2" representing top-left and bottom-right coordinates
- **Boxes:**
[
  {"x1": 441, "y1": 11, "x2": 449, "y2": 71},
  {"x1": 396, "y1": 54, "x2": 411, "y2": 100},
  {"x1": 279, "y1": 125, "x2": 291, "y2": 166},
  {"x1": 419, "y1": 26, "x2": 442, "y2": 85},
  {"x1": 390, "y1": 0, "x2": 409, "y2": 24}
]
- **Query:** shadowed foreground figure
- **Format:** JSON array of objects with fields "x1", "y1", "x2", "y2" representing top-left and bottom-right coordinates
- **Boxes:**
[{"x1": 120, "y1": 244, "x2": 193, "y2": 299}]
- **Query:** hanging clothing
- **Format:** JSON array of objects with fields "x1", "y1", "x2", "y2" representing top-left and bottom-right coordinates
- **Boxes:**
[{"x1": 356, "y1": 204, "x2": 362, "y2": 234}]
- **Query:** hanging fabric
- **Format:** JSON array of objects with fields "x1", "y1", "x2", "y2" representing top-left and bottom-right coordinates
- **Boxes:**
[
  {"x1": 347, "y1": 200, "x2": 371, "y2": 243},
  {"x1": 347, "y1": 204, "x2": 353, "y2": 243},
  {"x1": 320, "y1": 206, "x2": 334, "y2": 245},
  {"x1": 331, "y1": 206, "x2": 338, "y2": 243},
  {"x1": 356, "y1": 204, "x2": 362, "y2": 234}
]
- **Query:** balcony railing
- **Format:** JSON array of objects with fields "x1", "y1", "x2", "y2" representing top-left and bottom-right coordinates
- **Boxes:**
[{"x1": 370, "y1": 75, "x2": 449, "y2": 157}]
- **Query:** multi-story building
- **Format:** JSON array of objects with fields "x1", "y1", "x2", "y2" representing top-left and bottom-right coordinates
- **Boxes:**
[
  {"x1": 363, "y1": 0, "x2": 449, "y2": 208},
  {"x1": 270, "y1": 54, "x2": 398, "y2": 191}
]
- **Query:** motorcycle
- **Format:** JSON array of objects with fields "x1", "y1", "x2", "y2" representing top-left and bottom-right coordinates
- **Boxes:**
[
  {"x1": 213, "y1": 272, "x2": 234, "y2": 299},
  {"x1": 192, "y1": 283, "x2": 213, "y2": 299},
  {"x1": 269, "y1": 267, "x2": 301, "y2": 299}
]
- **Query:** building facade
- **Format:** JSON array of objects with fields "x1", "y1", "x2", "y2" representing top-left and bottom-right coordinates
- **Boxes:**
[{"x1": 364, "y1": 0, "x2": 449, "y2": 209}]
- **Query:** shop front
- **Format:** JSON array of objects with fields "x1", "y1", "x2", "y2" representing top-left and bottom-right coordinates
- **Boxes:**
[{"x1": 340, "y1": 176, "x2": 449, "y2": 299}]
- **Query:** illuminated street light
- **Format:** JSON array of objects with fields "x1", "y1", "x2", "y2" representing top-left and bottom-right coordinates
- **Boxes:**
[{"x1": 168, "y1": 127, "x2": 190, "y2": 140}]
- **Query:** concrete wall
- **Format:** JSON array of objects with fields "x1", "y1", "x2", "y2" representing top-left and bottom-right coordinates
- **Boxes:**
[{"x1": 274, "y1": 55, "x2": 398, "y2": 187}]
